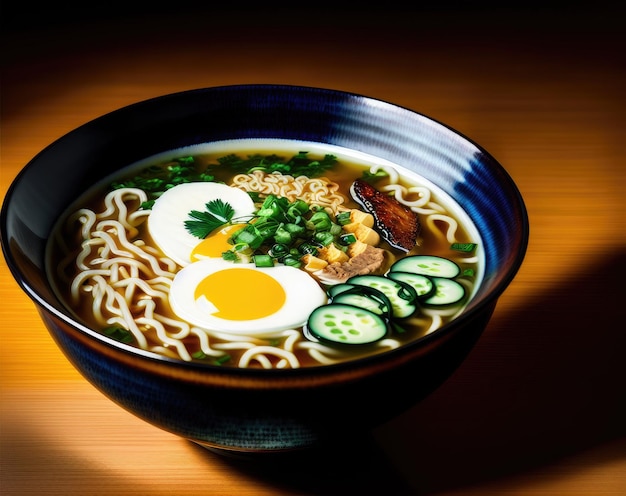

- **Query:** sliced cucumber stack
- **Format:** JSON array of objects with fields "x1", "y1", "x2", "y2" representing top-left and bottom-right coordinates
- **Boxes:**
[{"x1": 305, "y1": 254, "x2": 472, "y2": 345}]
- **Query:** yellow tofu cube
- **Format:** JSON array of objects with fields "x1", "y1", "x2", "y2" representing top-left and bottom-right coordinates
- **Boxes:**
[
  {"x1": 341, "y1": 222, "x2": 360, "y2": 233},
  {"x1": 353, "y1": 224, "x2": 380, "y2": 246},
  {"x1": 301, "y1": 254, "x2": 328, "y2": 272},
  {"x1": 350, "y1": 209, "x2": 375, "y2": 228},
  {"x1": 318, "y1": 244, "x2": 349, "y2": 264}
]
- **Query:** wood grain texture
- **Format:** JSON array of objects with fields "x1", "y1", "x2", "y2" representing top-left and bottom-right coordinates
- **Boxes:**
[{"x1": 2, "y1": 6, "x2": 625, "y2": 495}]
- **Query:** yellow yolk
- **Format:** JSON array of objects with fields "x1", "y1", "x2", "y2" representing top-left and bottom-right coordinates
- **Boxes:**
[
  {"x1": 193, "y1": 268, "x2": 287, "y2": 320},
  {"x1": 169, "y1": 259, "x2": 328, "y2": 333},
  {"x1": 190, "y1": 224, "x2": 245, "y2": 261}
]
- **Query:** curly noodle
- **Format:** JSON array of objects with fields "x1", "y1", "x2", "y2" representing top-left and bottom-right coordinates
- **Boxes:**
[{"x1": 230, "y1": 170, "x2": 350, "y2": 215}]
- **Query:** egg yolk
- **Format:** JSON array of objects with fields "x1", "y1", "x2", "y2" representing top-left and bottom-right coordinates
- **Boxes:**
[
  {"x1": 190, "y1": 224, "x2": 245, "y2": 261},
  {"x1": 193, "y1": 268, "x2": 287, "y2": 320}
]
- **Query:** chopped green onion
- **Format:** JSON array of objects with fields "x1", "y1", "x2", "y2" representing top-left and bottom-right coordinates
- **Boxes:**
[
  {"x1": 451, "y1": 243, "x2": 477, "y2": 253},
  {"x1": 268, "y1": 243, "x2": 289, "y2": 259},
  {"x1": 307, "y1": 211, "x2": 332, "y2": 231},
  {"x1": 274, "y1": 225, "x2": 293, "y2": 244},
  {"x1": 252, "y1": 217, "x2": 279, "y2": 238},
  {"x1": 287, "y1": 200, "x2": 309, "y2": 220},
  {"x1": 233, "y1": 242, "x2": 252, "y2": 253},
  {"x1": 329, "y1": 223, "x2": 342, "y2": 235},
  {"x1": 338, "y1": 233, "x2": 357, "y2": 245},
  {"x1": 282, "y1": 255, "x2": 302, "y2": 268},
  {"x1": 214, "y1": 354, "x2": 231, "y2": 365},
  {"x1": 102, "y1": 326, "x2": 134, "y2": 344},
  {"x1": 230, "y1": 225, "x2": 263, "y2": 249},
  {"x1": 391, "y1": 322, "x2": 407, "y2": 334},
  {"x1": 298, "y1": 242, "x2": 319, "y2": 256},
  {"x1": 361, "y1": 169, "x2": 389, "y2": 182},
  {"x1": 253, "y1": 254, "x2": 274, "y2": 267},
  {"x1": 336, "y1": 211, "x2": 352, "y2": 225},
  {"x1": 284, "y1": 223, "x2": 305, "y2": 235},
  {"x1": 314, "y1": 231, "x2": 334, "y2": 246}
]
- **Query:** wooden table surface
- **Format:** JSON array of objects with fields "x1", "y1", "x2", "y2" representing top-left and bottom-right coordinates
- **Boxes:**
[{"x1": 1, "y1": 6, "x2": 625, "y2": 495}]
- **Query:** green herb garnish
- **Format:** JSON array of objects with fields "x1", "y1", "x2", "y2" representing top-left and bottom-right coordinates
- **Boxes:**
[
  {"x1": 191, "y1": 350, "x2": 232, "y2": 366},
  {"x1": 210, "y1": 151, "x2": 338, "y2": 178},
  {"x1": 184, "y1": 199, "x2": 235, "y2": 239},
  {"x1": 213, "y1": 354, "x2": 231, "y2": 365},
  {"x1": 110, "y1": 156, "x2": 216, "y2": 206},
  {"x1": 361, "y1": 169, "x2": 389, "y2": 183},
  {"x1": 102, "y1": 326, "x2": 134, "y2": 344},
  {"x1": 451, "y1": 243, "x2": 477, "y2": 253}
]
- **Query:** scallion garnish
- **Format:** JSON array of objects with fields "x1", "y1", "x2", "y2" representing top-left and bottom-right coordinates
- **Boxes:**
[
  {"x1": 253, "y1": 254, "x2": 274, "y2": 267},
  {"x1": 102, "y1": 326, "x2": 134, "y2": 344},
  {"x1": 451, "y1": 242, "x2": 477, "y2": 253}
]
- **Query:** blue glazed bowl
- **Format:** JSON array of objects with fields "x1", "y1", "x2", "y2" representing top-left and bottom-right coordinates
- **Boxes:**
[{"x1": 0, "y1": 85, "x2": 528, "y2": 454}]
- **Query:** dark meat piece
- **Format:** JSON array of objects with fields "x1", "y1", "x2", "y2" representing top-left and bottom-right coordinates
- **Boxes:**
[{"x1": 350, "y1": 178, "x2": 420, "y2": 252}]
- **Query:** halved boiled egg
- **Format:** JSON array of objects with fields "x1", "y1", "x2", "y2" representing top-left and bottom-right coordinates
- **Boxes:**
[
  {"x1": 148, "y1": 182, "x2": 256, "y2": 266},
  {"x1": 169, "y1": 258, "x2": 328, "y2": 334}
]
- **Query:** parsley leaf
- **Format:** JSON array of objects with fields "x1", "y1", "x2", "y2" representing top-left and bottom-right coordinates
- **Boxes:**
[{"x1": 184, "y1": 199, "x2": 235, "y2": 239}]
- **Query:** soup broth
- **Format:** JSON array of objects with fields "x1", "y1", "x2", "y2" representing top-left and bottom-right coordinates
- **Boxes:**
[{"x1": 47, "y1": 139, "x2": 483, "y2": 369}]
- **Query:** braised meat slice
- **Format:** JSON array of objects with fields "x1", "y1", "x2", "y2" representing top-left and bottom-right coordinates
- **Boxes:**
[
  {"x1": 350, "y1": 178, "x2": 420, "y2": 252},
  {"x1": 320, "y1": 244, "x2": 386, "y2": 283}
]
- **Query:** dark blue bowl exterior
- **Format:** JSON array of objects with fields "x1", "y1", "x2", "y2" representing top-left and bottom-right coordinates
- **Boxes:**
[
  {"x1": 39, "y1": 301, "x2": 495, "y2": 451},
  {"x1": 1, "y1": 85, "x2": 528, "y2": 452}
]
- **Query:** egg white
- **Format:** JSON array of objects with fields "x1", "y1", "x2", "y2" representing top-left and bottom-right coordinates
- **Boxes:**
[
  {"x1": 169, "y1": 258, "x2": 328, "y2": 335},
  {"x1": 148, "y1": 182, "x2": 256, "y2": 266}
]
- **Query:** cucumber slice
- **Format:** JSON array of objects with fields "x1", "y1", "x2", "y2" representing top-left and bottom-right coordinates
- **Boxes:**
[
  {"x1": 424, "y1": 277, "x2": 466, "y2": 306},
  {"x1": 331, "y1": 286, "x2": 392, "y2": 318},
  {"x1": 386, "y1": 271, "x2": 436, "y2": 300},
  {"x1": 346, "y1": 275, "x2": 417, "y2": 318},
  {"x1": 326, "y1": 283, "x2": 356, "y2": 298},
  {"x1": 390, "y1": 255, "x2": 461, "y2": 278},
  {"x1": 306, "y1": 303, "x2": 389, "y2": 345}
]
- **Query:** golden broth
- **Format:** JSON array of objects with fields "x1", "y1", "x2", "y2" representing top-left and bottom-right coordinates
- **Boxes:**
[{"x1": 47, "y1": 139, "x2": 483, "y2": 369}]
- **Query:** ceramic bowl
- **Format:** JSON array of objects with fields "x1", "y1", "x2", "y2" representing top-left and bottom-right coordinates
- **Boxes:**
[{"x1": 0, "y1": 85, "x2": 528, "y2": 454}]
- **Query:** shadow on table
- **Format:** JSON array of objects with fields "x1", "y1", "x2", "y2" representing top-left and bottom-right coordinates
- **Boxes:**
[{"x1": 200, "y1": 246, "x2": 626, "y2": 495}]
